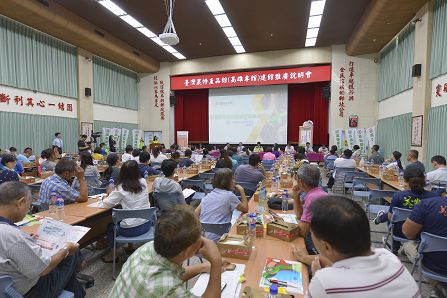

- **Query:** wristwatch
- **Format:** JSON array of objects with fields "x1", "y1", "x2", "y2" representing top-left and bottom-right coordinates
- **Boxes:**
[{"x1": 60, "y1": 247, "x2": 70, "y2": 258}]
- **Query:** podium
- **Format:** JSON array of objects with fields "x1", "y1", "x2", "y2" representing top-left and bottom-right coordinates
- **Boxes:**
[{"x1": 149, "y1": 143, "x2": 164, "y2": 151}]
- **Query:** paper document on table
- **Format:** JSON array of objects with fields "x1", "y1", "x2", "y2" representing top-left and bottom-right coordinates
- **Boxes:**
[
  {"x1": 35, "y1": 219, "x2": 90, "y2": 257},
  {"x1": 259, "y1": 258, "x2": 303, "y2": 294},
  {"x1": 191, "y1": 264, "x2": 245, "y2": 297},
  {"x1": 89, "y1": 194, "x2": 105, "y2": 199},
  {"x1": 277, "y1": 214, "x2": 299, "y2": 224},
  {"x1": 182, "y1": 188, "x2": 196, "y2": 198},
  {"x1": 88, "y1": 201, "x2": 108, "y2": 208}
]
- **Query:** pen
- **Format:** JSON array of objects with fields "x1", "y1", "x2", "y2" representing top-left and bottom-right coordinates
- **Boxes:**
[{"x1": 268, "y1": 278, "x2": 300, "y2": 288}]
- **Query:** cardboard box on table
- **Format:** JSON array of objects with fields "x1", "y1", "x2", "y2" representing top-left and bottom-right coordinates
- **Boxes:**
[
  {"x1": 217, "y1": 234, "x2": 252, "y2": 260},
  {"x1": 266, "y1": 214, "x2": 300, "y2": 242},
  {"x1": 235, "y1": 214, "x2": 264, "y2": 237}
]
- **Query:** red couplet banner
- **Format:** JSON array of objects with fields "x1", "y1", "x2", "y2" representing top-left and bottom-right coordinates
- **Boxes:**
[{"x1": 170, "y1": 65, "x2": 331, "y2": 90}]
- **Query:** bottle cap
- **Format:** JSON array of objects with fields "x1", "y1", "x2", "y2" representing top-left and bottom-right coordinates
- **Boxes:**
[{"x1": 269, "y1": 284, "x2": 278, "y2": 295}]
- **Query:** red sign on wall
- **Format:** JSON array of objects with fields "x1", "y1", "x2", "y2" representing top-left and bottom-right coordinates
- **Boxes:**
[{"x1": 170, "y1": 65, "x2": 331, "y2": 90}]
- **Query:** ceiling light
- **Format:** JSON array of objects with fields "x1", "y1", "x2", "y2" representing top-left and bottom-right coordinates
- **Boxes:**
[
  {"x1": 137, "y1": 27, "x2": 156, "y2": 38},
  {"x1": 151, "y1": 37, "x2": 167, "y2": 46},
  {"x1": 222, "y1": 26, "x2": 237, "y2": 38},
  {"x1": 205, "y1": 0, "x2": 225, "y2": 15},
  {"x1": 228, "y1": 36, "x2": 242, "y2": 46},
  {"x1": 163, "y1": 45, "x2": 177, "y2": 53},
  {"x1": 306, "y1": 28, "x2": 319, "y2": 39},
  {"x1": 234, "y1": 45, "x2": 245, "y2": 53},
  {"x1": 308, "y1": 15, "x2": 322, "y2": 28},
  {"x1": 173, "y1": 52, "x2": 186, "y2": 59},
  {"x1": 98, "y1": 0, "x2": 126, "y2": 16},
  {"x1": 310, "y1": 0, "x2": 326, "y2": 16},
  {"x1": 305, "y1": 38, "x2": 316, "y2": 47},
  {"x1": 120, "y1": 15, "x2": 143, "y2": 28},
  {"x1": 214, "y1": 14, "x2": 231, "y2": 27}
]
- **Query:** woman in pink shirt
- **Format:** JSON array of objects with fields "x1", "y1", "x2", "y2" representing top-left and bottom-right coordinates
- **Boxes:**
[{"x1": 262, "y1": 147, "x2": 276, "y2": 161}]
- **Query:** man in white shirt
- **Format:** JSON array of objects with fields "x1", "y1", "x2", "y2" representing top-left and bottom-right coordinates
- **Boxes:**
[
  {"x1": 327, "y1": 149, "x2": 356, "y2": 189},
  {"x1": 285, "y1": 143, "x2": 295, "y2": 154},
  {"x1": 122, "y1": 145, "x2": 134, "y2": 163},
  {"x1": 305, "y1": 196, "x2": 419, "y2": 298},
  {"x1": 52, "y1": 132, "x2": 63, "y2": 151},
  {"x1": 426, "y1": 155, "x2": 447, "y2": 182},
  {"x1": 305, "y1": 142, "x2": 314, "y2": 153}
]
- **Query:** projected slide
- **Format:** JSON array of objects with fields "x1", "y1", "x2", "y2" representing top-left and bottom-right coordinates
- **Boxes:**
[{"x1": 209, "y1": 85, "x2": 288, "y2": 144}]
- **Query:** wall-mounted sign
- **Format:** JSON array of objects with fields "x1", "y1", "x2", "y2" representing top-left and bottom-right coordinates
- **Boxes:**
[{"x1": 349, "y1": 115, "x2": 358, "y2": 127}]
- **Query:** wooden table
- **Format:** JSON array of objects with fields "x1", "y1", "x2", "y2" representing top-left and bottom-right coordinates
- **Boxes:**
[
  {"x1": 226, "y1": 191, "x2": 309, "y2": 297},
  {"x1": 356, "y1": 166, "x2": 406, "y2": 191}
]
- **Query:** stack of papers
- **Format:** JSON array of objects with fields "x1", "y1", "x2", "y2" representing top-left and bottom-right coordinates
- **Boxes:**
[{"x1": 191, "y1": 264, "x2": 245, "y2": 297}]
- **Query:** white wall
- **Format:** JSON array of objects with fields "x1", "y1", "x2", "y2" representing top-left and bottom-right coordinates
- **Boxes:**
[
  {"x1": 330, "y1": 45, "x2": 378, "y2": 144},
  {"x1": 93, "y1": 103, "x2": 138, "y2": 124},
  {"x1": 138, "y1": 62, "x2": 171, "y2": 143},
  {"x1": 431, "y1": 73, "x2": 447, "y2": 107},
  {"x1": 378, "y1": 89, "x2": 414, "y2": 119}
]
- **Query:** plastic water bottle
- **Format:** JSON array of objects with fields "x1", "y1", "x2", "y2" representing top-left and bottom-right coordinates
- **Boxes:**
[
  {"x1": 144, "y1": 170, "x2": 149, "y2": 179},
  {"x1": 282, "y1": 190, "x2": 289, "y2": 213},
  {"x1": 49, "y1": 191, "x2": 57, "y2": 215},
  {"x1": 276, "y1": 176, "x2": 281, "y2": 190},
  {"x1": 248, "y1": 213, "x2": 256, "y2": 249},
  {"x1": 56, "y1": 194, "x2": 65, "y2": 221},
  {"x1": 182, "y1": 166, "x2": 186, "y2": 176},
  {"x1": 107, "y1": 178, "x2": 115, "y2": 193},
  {"x1": 271, "y1": 177, "x2": 276, "y2": 191},
  {"x1": 268, "y1": 284, "x2": 279, "y2": 298},
  {"x1": 359, "y1": 157, "x2": 365, "y2": 167}
]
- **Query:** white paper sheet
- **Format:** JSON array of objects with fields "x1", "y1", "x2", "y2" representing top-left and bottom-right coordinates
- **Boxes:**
[
  {"x1": 277, "y1": 214, "x2": 299, "y2": 224},
  {"x1": 87, "y1": 201, "x2": 108, "y2": 208},
  {"x1": 183, "y1": 188, "x2": 196, "y2": 198},
  {"x1": 191, "y1": 264, "x2": 245, "y2": 298}
]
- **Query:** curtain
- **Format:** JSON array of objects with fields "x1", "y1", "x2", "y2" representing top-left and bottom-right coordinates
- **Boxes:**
[
  {"x1": 0, "y1": 111, "x2": 78, "y2": 154},
  {"x1": 376, "y1": 113, "x2": 412, "y2": 166},
  {"x1": 93, "y1": 56, "x2": 138, "y2": 110},
  {"x1": 288, "y1": 83, "x2": 329, "y2": 145},
  {"x1": 93, "y1": 120, "x2": 139, "y2": 151},
  {"x1": 0, "y1": 15, "x2": 78, "y2": 98},
  {"x1": 378, "y1": 26, "x2": 415, "y2": 101},
  {"x1": 426, "y1": 104, "x2": 447, "y2": 165},
  {"x1": 174, "y1": 89, "x2": 209, "y2": 143},
  {"x1": 430, "y1": 0, "x2": 447, "y2": 79}
]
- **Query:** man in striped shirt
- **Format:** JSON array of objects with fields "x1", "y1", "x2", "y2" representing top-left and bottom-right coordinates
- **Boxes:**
[{"x1": 305, "y1": 196, "x2": 419, "y2": 298}]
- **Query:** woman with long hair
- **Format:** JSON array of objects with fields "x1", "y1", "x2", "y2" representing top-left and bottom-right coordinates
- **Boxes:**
[
  {"x1": 74, "y1": 152, "x2": 101, "y2": 188},
  {"x1": 215, "y1": 150, "x2": 233, "y2": 169},
  {"x1": 386, "y1": 151, "x2": 404, "y2": 172},
  {"x1": 101, "y1": 160, "x2": 151, "y2": 262}
]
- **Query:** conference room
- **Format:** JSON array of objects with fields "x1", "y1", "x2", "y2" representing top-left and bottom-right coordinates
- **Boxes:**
[{"x1": 1, "y1": 0, "x2": 447, "y2": 297}]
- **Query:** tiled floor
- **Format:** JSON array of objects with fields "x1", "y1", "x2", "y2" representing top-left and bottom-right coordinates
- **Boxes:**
[{"x1": 79, "y1": 177, "x2": 436, "y2": 297}]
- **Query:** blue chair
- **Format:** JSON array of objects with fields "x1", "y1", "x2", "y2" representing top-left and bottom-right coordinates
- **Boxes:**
[
  {"x1": 0, "y1": 275, "x2": 74, "y2": 298},
  {"x1": 112, "y1": 208, "x2": 157, "y2": 278},
  {"x1": 383, "y1": 207, "x2": 413, "y2": 253},
  {"x1": 351, "y1": 177, "x2": 382, "y2": 202},
  {"x1": 367, "y1": 189, "x2": 396, "y2": 219},
  {"x1": 153, "y1": 192, "x2": 184, "y2": 213},
  {"x1": 181, "y1": 179, "x2": 208, "y2": 201},
  {"x1": 199, "y1": 172, "x2": 215, "y2": 192},
  {"x1": 332, "y1": 167, "x2": 356, "y2": 193},
  {"x1": 343, "y1": 171, "x2": 368, "y2": 194},
  {"x1": 235, "y1": 181, "x2": 259, "y2": 198},
  {"x1": 201, "y1": 222, "x2": 232, "y2": 241},
  {"x1": 411, "y1": 232, "x2": 447, "y2": 289}
]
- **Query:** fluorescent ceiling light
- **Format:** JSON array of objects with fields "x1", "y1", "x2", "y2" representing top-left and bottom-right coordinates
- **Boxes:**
[
  {"x1": 120, "y1": 15, "x2": 143, "y2": 28},
  {"x1": 163, "y1": 45, "x2": 177, "y2": 53},
  {"x1": 137, "y1": 27, "x2": 156, "y2": 38},
  {"x1": 150, "y1": 37, "x2": 167, "y2": 46},
  {"x1": 205, "y1": 0, "x2": 225, "y2": 15},
  {"x1": 305, "y1": 38, "x2": 317, "y2": 47},
  {"x1": 310, "y1": 0, "x2": 326, "y2": 16},
  {"x1": 98, "y1": 0, "x2": 126, "y2": 16},
  {"x1": 234, "y1": 45, "x2": 245, "y2": 53},
  {"x1": 173, "y1": 52, "x2": 186, "y2": 60},
  {"x1": 214, "y1": 14, "x2": 231, "y2": 27},
  {"x1": 308, "y1": 15, "x2": 322, "y2": 28},
  {"x1": 228, "y1": 36, "x2": 242, "y2": 46},
  {"x1": 306, "y1": 28, "x2": 319, "y2": 39},
  {"x1": 222, "y1": 26, "x2": 237, "y2": 38}
]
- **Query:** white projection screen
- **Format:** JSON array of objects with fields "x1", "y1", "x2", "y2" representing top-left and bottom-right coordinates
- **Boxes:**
[{"x1": 208, "y1": 85, "x2": 288, "y2": 144}]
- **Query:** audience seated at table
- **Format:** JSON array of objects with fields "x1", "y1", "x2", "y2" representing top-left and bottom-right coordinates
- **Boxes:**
[
  {"x1": 110, "y1": 205, "x2": 224, "y2": 298},
  {"x1": 102, "y1": 153, "x2": 121, "y2": 185},
  {"x1": 352, "y1": 144, "x2": 361, "y2": 160},
  {"x1": 132, "y1": 149, "x2": 141, "y2": 163},
  {"x1": 40, "y1": 148, "x2": 58, "y2": 171},
  {"x1": 227, "y1": 150, "x2": 239, "y2": 169},
  {"x1": 170, "y1": 151, "x2": 181, "y2": 164},
  {"x1": 73, "y1": 152, "x2": 102, "y2": 190},
  {"x1": 121, "y1": 145, "x2": 134, "y2": 163},
  {"x1": 99, "y1": 142, "x2": 108, "y2": 155},
  {"x1": 0, "y1": 181, "x2": 86, "y2": 297},
  {"x1": 292, "y1": 164, "x2": 328, "y2": 254},
  {"x1": 52, "y1": 145, "x2": 62, "y2": 159},
  {"x1": 318, "y1": 144, "x2": 328, "y2": 155},
  {"x1": 39, "y1": 159, "x2": 88, "y2": 204},
  {"x1": 101, "y1": 160, "x2": 151, "y2": 263},
  {"x1": 150, "y1": 146, "x2": 167, "y2": 167},
  {"x1": 92, "y1": 147, "x2": 105, "y2": 161},
  {"x1": 304, "y1": 196, "x2": 419, "y2": 298},
  {"x1": 138, "y1": 151, "x2": 160, "y2": 178},
  {"x1": 262, "y1": 147, "x2": 276, "y2": 161},
  {"x1": 326, "y1": 149, "x2": 356, "y2": 189},
  {"x1": 215, "y1": 150, "x2": 234, "y2": 170},
  {"x1": 234, "y1": 154, "x2": 266, "y2": 184},
  {"x1": 230, "y1": 147, "x2": 242, "y2": 164},
  {"x1": 152, "y1": 159, "x2": 185, "y2": 211},
  {"x1": 238, "y1": 147, "x2": 251, "y2": 157},
  {"x1": 272, "y1": 145, "x2": 282, "y2": 158},
  {"x1": 0, "y1": 154, "x2": 19, "y2": 185},
  {"x1": 323, "y1": 149, "x2": 337, "y2": 171},
  {"x1": 253, "y1": 141, "x2": 263, "y2": 153},
  {"x1": 427, "y1": 155, "x2": 447, "y2": 182},
  {"x1": 237, "y1": 142, "x2": 245, "y2": 152},
  {"x1": 285, "y1": 143, "x2": 295, "y2": 154},
  {"x1": 368, "y1": 144, "x2": 385, "y2": 164},
  {"x1": 305, "y1": 142, "x2": 314, "y2": 153},
  {"x1": 403, "y1": 195, "x2": 447, "y2": 288},
  {"x1": 385, "y1": 151, "x2": 404, "y2": 172},
  {"x1": 406, "y1": 149, "x2": 425, "y2": 173},
  {"x1": 195, "y1": 168, "x2": 248, "y2": 241},
  {"x1": 201, "y1": 148, "x2": 211, "y2": 160},
  {"x1": 179, "y1": 149, "x2": 194, "y2": 167},
  {"x1": 373, "y1": 167, "x2": 436, "y2": 253},
  {"x1": 7, "y1": 147, "x2": 24, "y2": 175},
  {"x1": 223, "y1": 142, "x2": 231, "y2": 150},
  {"x1": 16, "y1": 147, "x2": 35, "y2": 163},
  {"x1": 293, "y1": 153, "x2": 309, "y2": 170}
]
